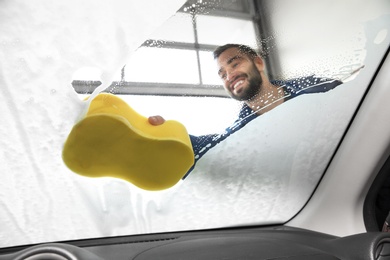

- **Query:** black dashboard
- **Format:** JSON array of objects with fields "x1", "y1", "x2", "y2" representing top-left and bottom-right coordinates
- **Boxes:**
[{"x1": 1, "y1": 226, "x2": 390, "y2": 260}]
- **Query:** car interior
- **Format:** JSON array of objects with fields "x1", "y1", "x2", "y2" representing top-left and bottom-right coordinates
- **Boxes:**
[{"x1": 1, "y1": 0, "x2": 390, "y2": 259}]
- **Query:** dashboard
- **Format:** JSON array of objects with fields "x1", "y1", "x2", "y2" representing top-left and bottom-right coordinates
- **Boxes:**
[{"x1": 1, "y1": 226, "x2": 390, "y2": 260}]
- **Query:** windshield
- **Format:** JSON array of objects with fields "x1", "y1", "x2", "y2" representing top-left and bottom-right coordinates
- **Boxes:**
[{"x1": 1, "y1": 0, "x2": 390, "y2": 247}]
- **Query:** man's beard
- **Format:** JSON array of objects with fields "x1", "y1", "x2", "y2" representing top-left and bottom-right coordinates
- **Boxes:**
[{"x1": 231, "y1": 64, "x2": 263, "y2": 102}]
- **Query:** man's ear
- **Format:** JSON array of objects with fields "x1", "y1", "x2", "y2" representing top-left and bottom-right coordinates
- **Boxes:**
[{"x1": 253, "y1": 56, "x2": 265, "y2": 71}]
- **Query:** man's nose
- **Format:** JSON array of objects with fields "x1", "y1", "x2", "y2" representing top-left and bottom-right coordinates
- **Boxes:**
[{"x1": 225, "y1": 69, "x2": 236, "y2": 82}]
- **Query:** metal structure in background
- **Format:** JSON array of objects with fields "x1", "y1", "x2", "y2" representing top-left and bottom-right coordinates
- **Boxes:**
[
  {"x1": 72, "y1": 0, "x2": 268, "y2": 97},
  {"x1": 253, "y1": 0, "x2": 281, "y2": 80}
]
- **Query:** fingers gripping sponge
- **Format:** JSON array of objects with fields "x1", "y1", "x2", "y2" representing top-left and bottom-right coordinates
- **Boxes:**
[{"x1": 62, "y1": 93, "x2": 194, "y2": 191}]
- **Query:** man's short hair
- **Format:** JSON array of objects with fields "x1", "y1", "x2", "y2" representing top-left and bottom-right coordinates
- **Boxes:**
[{"x1": 213, "y1": 44, "x2": 259, "y2": 60}]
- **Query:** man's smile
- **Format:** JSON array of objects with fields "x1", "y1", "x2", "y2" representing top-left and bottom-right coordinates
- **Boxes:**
[{"x1": 230, "y1": 77, "x2": 246, "y2": 94}]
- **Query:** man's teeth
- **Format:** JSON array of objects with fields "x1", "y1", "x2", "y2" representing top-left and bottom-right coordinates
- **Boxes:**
[{"x1": 233, "y1": 80, "x2": 244, "y2": 90}]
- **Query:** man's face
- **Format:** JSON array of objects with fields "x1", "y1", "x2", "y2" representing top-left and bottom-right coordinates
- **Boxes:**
[{"x1": 217, "y1": 47, "x2": 263, "y2": 101}]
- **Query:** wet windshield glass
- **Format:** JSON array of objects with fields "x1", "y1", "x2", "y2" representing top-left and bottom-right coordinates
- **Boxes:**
[{"x1": 1, "y1": 0, "x2": 390, "y2": 247}]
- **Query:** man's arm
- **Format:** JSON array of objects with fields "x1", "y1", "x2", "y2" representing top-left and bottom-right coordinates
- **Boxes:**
[{"x1": 148, "y1": 116, "x2": 223, "y2": 178}]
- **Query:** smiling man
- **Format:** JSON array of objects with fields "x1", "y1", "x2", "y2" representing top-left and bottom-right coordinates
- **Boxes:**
[
  {"x1": 215, "y1": 44, "x2": 285, "y2": 115},
  {"x1": 150, "y1": 43, "x2": 343, "y2": 178}
]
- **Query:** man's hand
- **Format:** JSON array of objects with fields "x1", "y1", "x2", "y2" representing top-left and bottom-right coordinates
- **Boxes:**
[{"x1": 148, "y1": 116, "x2": 165, "y2": 126}]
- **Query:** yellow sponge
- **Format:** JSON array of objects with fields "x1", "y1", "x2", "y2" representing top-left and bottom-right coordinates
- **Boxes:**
[{"x1": 62, "y1": 93, "x2": 194, "y2": 191}]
